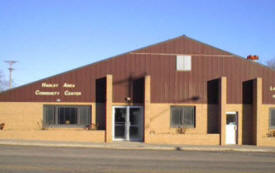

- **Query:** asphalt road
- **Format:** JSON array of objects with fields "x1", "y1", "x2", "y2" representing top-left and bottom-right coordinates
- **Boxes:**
[{"x1": 0, "y1": 145, "x2": 275, "y2": 173}]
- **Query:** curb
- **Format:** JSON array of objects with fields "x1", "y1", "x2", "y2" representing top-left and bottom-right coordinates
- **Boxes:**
[
  {"x1": 0, "y1": 141, "x2": 175, "y2": 151},
  {"x1": 0, "y1": 141, "x2": 274, "y2": 153},
  {"x1": 178, "y1": 147, "x2": 273, "y2": 153}
]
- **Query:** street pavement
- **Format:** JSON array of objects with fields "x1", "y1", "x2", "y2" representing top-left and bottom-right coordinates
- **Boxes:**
[{"x1": 0, "y1": 145, "x2": 275, "y2": 173}]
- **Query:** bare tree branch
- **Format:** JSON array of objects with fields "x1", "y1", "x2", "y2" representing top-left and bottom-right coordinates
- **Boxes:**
[
  {"x1": 267, "y1": 58, "x2": 275, "y2": 70},
  {"x1": 0, "y1": 71, "x2": 9, "y2": 92}
]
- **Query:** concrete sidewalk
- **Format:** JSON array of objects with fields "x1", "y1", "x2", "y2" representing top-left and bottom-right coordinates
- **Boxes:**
[{"x1": 0, "y1": 139, "x2": 275, "y2": 153}]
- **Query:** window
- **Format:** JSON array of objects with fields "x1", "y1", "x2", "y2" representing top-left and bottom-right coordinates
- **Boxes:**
[
  {"x1": 176, "y1": 55, "x2": 191, "y2": 71},
  {"x1": 171, "y1": 106, "x2": 195, "y2": 128},
  {"x1": 270, "y1": 108, "x2": 275, "y2": 129},
  {"x1": 43, "y1": 105, "x2": 91, "y2": 127}
]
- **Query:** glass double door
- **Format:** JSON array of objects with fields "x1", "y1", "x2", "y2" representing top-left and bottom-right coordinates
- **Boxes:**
[{"x1": 113, "y1": 106, "x2": 144, "y2": 141}]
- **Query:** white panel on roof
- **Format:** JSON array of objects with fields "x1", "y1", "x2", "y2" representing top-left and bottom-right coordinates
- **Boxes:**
[
  {"x1": 177, "y1": 55, "x2": 184, "y2": 71},
  {"x1": 177, "y1": 55, "x2": 191, "y2": 71}
]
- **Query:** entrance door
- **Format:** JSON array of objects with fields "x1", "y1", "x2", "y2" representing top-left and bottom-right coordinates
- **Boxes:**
[
  {"x1": 113, "y1": 106, "x2": 144, "y2": 141},
  {"x1": 225, "y1": 112, "x2": 238, "y2": 144}
]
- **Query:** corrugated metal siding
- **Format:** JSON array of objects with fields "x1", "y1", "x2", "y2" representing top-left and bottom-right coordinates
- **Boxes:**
[
  {"x1": 134, "y1": 36, "x2": 231, "y2": 55},
  {"x1": 0, "y1": 36, "x2": 274, "y2": 104}
]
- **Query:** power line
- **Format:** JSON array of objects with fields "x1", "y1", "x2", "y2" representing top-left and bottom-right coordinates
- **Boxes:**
[{"x1": 4, "y1": 60, "x2": 17, "y2": 89}]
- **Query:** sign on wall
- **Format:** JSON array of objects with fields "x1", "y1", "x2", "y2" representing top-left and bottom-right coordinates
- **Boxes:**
[
  {"x1": 270, "y1": 86, "x2": 275, "y2": 98},
  {"x1": 34, "y1": 82, "x2": 82, "y2": 96}
]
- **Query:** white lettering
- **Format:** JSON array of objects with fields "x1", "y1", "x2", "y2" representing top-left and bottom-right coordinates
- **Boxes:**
[
  {"x1": 41, "y1": 82, "x2": 59, "y2": 88},
  {"x1": 35, "y1": 90, "x2": 60, "y2": 96},
  {"x1": 63, "y1": 83, "x2": 75, "y2": 88},
  {"x1": 64, "y1": 90, "x2": 81, "y2": 96}
]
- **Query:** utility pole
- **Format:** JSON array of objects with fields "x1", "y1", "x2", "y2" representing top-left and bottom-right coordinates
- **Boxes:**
[{"x1": 4, "y1": 60, "x2": 17, "y2": 89}]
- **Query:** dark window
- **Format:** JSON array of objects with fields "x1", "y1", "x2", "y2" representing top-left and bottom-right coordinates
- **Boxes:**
[
  {"x1": 44, "y1": 106, "x2": 55, "y2": 125},
  {"x1": 43, "y1": 105, "x2": 91, "y2": 127},
  {"x1": 270, "y1": 108, "x2": 275, "y2": 129},
  {"x1": 58, "y1": 107, "x2": 77, "y2": 124},
  {"x1": 171, "y1": 106, "x2": 195, "y2": 128},
  {"x1": 226, "y1": 114, "x2": 237, "y2": 125}
]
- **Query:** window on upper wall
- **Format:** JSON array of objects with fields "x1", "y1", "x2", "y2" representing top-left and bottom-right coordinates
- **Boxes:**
[
  {"x1": 170, "y1": 106, "x2": 195, "y2": 128},
  {"x1": 270, "y1": 108, "x2": 275, "y2": 129},
  {"x1": 176, "y1": 55, "x2": 192, "y2": 71},
  {"x1": 43, "y1": 105, "x2": 91, "y2": 128}
]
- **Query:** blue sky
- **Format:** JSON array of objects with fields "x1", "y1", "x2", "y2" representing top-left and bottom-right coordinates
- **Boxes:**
[{"x1": 0, "y1": 0, "x2": 274, "y2": 87}]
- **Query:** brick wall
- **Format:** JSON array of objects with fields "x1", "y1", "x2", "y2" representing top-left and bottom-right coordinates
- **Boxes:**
[{"x1": 0, "y1": 102, "x2": 105, "y2": 143}]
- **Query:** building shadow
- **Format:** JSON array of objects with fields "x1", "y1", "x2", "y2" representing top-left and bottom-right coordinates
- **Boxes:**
[
  {"x1": 207, "y1": 79, "x2": 219, "y2": 134},
  {"x1": 95, "y1": 77, "x2": 106, "y2": 130},
  {"x1": 242, "y1": 80, "x2": 255, "y2": 145}
]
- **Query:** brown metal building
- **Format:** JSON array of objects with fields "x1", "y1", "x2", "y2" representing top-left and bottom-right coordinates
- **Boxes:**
[{"x1": 0, "y1": 35, "x2": 275, "y2": 146}]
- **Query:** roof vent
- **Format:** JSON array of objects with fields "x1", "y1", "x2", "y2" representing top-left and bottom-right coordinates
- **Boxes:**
[{"x1": 247, "y1": 55, "x2": 259, "y2": 62}]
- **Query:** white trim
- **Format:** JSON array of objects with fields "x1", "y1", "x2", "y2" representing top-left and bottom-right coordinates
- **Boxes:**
[{"x1": 226, "y1": 112, "x2": 237, "y2": 115}]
